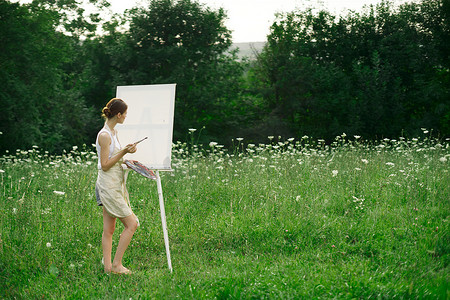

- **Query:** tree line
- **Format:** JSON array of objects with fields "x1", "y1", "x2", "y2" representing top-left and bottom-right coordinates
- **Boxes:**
[{"x1": 1, "y1": 0, "x2": 448, "y2": 153}]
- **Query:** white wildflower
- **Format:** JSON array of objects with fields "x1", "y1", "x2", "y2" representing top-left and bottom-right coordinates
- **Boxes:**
[
  {"x1": 236, "y1": 137, "x2": 244, "y2": 141},
  {"x1": 53, "y1": 191, "x2": 65, "y2": 195},
  {"x1": 440, "y1": 157, "x2": 447, "y2": 163},
  {"x1": 0, "y1": 170, "x2": 5, "y2": 173},
  {"x1": 46, "y1": 242, "x2": 52, "y2": 248},
  {"x1": 188, "y1": 128, "x2": 197, "y2": 132},
  {"x1": 361, "y1": 159, "x2": 369, "y2": 164},
  {"x1": 209, "y1": 142, "x2": 218, "y2": 147},
  {"x1": 354, "y1": 135, "x2": 361, "y2": 139},
  {"x1": 41, "y1": 208, "x2": 52, "y2": 215},
  {"x1": 386, "y1": 162, "x2": 395, "y2": 166},
  {"x1": 332, "y1": 170, "x2": 339, "y2": 177}
]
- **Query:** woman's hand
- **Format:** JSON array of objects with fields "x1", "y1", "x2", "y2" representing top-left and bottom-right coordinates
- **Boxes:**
[
  {"x1": 99, "y1": 134, "x2": 138, "y2": 171},
  {"x1": 124, "y1": 144, "x2": 137, "y2": 154}
]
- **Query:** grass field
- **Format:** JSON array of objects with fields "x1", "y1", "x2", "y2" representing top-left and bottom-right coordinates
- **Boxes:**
[{"x1": 1, "y1": 133, "x2": 449, "y2": 299}]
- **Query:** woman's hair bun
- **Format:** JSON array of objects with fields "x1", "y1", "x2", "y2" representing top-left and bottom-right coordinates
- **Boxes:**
[
  {"x1": 101, "y1": 98, "x2": 128, "y2": 119},
  {"x1": 102, "y1": 107, "x2": 111, "y2": 118}
]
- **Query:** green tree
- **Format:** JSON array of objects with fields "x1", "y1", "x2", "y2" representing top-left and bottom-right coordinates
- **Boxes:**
[
  {"x1": 0, "y1": 0, "x2": 102, "y2": 153},
  {"x1": 99, "y1": 0, "x2": 250, "y2": 142},
  {"x1": 255, "y1": 0, "x2": 449, "y2": 140}
]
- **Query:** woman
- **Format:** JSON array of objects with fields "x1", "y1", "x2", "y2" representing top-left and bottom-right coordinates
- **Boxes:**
[{"x1": 95, "y1": 98, "x2": 138, "y2": 275}]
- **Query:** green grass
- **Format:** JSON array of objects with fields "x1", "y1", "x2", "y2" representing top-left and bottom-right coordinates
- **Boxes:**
[{"x1": 1, "y1": 134, "x2": 449, "y2": 299}]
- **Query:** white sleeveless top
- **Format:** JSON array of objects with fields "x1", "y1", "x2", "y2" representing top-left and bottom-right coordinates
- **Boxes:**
[{"x1": 95, "y1": 126, "x2": 121, "y2": 170}]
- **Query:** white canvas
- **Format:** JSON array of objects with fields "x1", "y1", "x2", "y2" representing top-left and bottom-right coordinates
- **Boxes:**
[{"x1": 116, "y1": 84, "x2": 176, "y2": 170}]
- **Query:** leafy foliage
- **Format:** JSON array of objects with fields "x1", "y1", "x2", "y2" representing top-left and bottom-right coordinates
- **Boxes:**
[
  {"x1": 101, "y1": 0, "x2": 253, "y2": 142},
  {"x1": 0, "y1": 0, "x2": 448, "y2": 153},
  {"x1": 0, "y1": 0, "x2": 100, "y2": 153},
  {"x1": 255, "y1": 0, "x2": 450, "y2": 140}
]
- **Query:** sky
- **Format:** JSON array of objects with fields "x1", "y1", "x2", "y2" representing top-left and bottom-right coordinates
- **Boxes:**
[{"x1": 109, "y1": 0, "x2": 413, "y2": 43}]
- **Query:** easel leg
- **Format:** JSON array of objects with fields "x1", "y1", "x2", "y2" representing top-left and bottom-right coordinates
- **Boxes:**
[{"x1": 156, "y1": 171, "x2": 173, "y2": 272}]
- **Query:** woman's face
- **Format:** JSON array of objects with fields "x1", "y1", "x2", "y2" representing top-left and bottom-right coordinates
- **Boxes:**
[{"x1": 117, "y1": 110, "x2": 127, "y2": 124}]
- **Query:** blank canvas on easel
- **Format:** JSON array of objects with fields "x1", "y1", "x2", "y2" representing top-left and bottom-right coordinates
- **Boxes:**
[
  {"x1": 115, "y1": 83, "x2": 176, "y2": 273},
  {"x1": 116, "y1": 84, "x2": 176, "y2": 170}
]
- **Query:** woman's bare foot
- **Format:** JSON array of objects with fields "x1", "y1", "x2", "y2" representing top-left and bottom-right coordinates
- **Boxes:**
[{"x1": 111, "y1": 265, "x2": 132, "y2": 275}]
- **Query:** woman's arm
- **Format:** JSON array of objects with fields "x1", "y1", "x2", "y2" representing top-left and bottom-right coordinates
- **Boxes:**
[{"x1": 98, "y1": 132, "x2": 137, "y2": 171}]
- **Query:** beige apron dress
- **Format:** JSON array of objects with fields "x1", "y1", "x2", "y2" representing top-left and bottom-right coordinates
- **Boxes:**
[{"x1": 95, "y1": 127, "x2": 133, "y2": 219}]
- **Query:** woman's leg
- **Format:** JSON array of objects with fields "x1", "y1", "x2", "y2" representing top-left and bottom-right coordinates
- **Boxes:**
[
  {"x1": 102, "y1": 207, "x2": 116, "y2": 273},
  {"x1": 112, "y1": 213, "x2": 138, "y2": 273}
]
